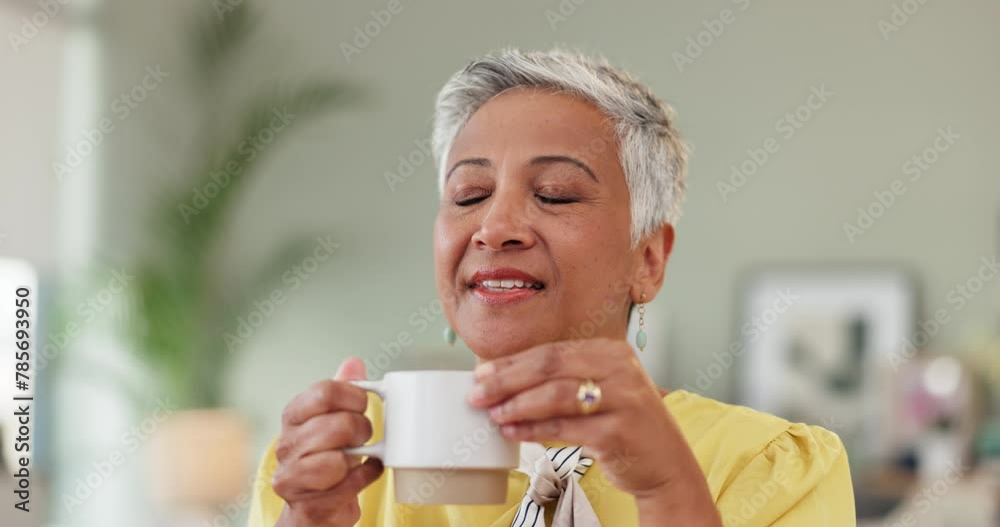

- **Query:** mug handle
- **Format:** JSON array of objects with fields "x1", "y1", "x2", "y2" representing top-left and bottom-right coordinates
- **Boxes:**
[{"x1": 343, "y1": 380, "x2": 386, "y2": 459}]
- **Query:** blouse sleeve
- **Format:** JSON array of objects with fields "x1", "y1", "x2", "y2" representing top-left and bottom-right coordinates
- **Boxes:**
[
  {"x1": 714, "y1": 422, "x2": 856, "y2": 526},
  {"x1": 247, "y1": 437, "x2": 285, "y2": 527}
]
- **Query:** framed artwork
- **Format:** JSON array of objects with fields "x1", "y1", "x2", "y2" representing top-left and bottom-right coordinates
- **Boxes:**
[{"x1": 739, "y1": 267, "x2": 916, "y2": 464}]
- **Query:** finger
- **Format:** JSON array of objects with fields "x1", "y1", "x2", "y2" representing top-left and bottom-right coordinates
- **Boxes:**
[
  {"x1": 487, "y1": 378, "x2": 605, "y2": 424},
  {"x1": 499, "y1": 413, "x2": 620, "y2": 449},
  {"x1": 281, "y1": 492, "x2": 362, "y2": 526},
  {"x1": 329, "y1": 456, "x2": 385, "y2": 499},
  {"x1": 282, "y1": 379, "x2": 368, "y2": 426},
  {"x1": 283, "y1": 411, "x2": 373, "y2": 460},
  {"x1": 470, "y1": 340, "x2": 617, "y2": 407},
  {"x1": 335, "y1": 356, "x2": 368, "y2": 382},
  {"x1": 272, "y1": 450, "x2": 352, "y2": 499},
  {"x1": 285, "y1": 458, "x2": 384, "y2": 520}
]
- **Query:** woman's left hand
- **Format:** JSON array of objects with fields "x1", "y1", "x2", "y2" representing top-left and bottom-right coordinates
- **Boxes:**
[{"x1": 467, "y1": 337, "x2": 702, "y2": 502}]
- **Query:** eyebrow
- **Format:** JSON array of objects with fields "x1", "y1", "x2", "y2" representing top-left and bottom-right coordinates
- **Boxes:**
[
  {"x1": 444, "y1": 155, "x2": 599, "y2": 183},
  {"x1": 529, "y1": 155, "x2": 598, "y2": 182},
  {"x1": 445, "y1": 158, "x2": 491, "y2": 182}
]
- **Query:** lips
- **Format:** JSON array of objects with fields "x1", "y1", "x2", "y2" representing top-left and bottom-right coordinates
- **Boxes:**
[{"x1": 468, "y1": 268, "x2": 545, "y2": 304}]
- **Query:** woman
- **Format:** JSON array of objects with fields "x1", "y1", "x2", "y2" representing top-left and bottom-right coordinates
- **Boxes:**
[{"x1": 248, "y1": 49, "x2": 854, "y2": 526}]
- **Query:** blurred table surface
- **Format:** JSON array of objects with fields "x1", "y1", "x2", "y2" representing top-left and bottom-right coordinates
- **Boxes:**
[{"x1": 856, "y1": 465, "x2": 999, "y2": 526}]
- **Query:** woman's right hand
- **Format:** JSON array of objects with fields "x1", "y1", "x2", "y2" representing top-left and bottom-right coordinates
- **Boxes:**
[{"x1": 273, "y1": 357, "x2": 384, "y2": 526}]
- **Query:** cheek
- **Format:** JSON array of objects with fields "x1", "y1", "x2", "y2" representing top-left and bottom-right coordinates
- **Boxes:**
[
  {"x1": 553, "y1": 216, "x2": 631, "y2": 291},
  {"x1": 433, "y1": 215, "x2": 467, "y2": 292}
]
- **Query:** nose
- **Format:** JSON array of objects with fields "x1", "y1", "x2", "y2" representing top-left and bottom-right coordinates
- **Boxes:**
[{"x1": 471, "y1": 188, "x2": 536, "y2": 251}]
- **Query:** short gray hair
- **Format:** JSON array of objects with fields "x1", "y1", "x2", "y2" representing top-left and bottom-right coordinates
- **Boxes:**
[{"x1": 431, "y1": 48, "x2": 688, "y2": 247}]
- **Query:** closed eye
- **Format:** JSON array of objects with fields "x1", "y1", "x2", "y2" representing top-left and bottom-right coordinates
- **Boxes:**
[
  {"x1": 455, "y1": 195, "x2": 489, "y2": 206},
  {"x1": 536, "y1": 194, "x2": 577, "y2": 205}
]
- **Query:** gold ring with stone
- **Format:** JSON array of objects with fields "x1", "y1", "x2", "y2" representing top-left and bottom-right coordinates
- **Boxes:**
[{"x1": 576, "y1": 379, "x2": 602, "y2": 415}]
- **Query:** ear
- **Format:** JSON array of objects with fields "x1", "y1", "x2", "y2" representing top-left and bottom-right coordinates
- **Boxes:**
[{"x1": 631, "y1": 223, "x2": 675, "y2": 302}]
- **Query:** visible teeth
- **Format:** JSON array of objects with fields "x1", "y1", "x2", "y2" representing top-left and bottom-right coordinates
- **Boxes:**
[{"x1": 478, "y1": 279, "x2": 541, "y2": 290}]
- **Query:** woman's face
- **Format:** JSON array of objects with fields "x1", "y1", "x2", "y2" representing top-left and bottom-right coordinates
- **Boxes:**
[{"x1": 434, "y1": 88, "x2": 662, "y2": 360}]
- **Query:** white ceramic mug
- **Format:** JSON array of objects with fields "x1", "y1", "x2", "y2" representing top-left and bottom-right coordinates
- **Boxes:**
[{"x1": 344, "y1": 370, "x2": 520, "y2": 504}]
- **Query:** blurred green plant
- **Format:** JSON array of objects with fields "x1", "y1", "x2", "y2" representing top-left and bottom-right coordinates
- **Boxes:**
[{"x1": 116, "y1": 2, "x2": 354, "y2": 408}]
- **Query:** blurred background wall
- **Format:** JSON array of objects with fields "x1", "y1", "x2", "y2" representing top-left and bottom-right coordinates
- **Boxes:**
[{"x1": 1, "y1": 0, "x2": 998, "y2": 525}]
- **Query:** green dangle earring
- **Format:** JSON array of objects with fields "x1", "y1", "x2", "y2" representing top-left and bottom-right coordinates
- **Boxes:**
[
  {"x1": 444, "y1": 326, "x2": 457, "y2": 346},
  {"x1": 635, "y1": 293, "x2": 647, "y2": 352}
]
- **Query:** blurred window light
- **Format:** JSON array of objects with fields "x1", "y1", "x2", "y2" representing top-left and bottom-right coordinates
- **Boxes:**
[
  {"x1": 923, "y1": 356, "x2": 962, "y2": 397},
  {"x1": 57, "y1": 4, "x2": 101, "y2": 270}
]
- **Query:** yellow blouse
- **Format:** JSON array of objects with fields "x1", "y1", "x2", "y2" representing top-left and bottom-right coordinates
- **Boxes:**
[{"x1": 248, "y1": 389, "x2": 855, "y2": 526}]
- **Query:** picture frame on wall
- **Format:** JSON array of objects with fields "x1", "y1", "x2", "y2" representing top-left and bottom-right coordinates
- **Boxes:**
[{"x1": 739, "y1": 266, "x2": 916, "y2": 465}]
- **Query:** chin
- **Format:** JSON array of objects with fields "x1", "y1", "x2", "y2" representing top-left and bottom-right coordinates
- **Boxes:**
[{"x1": 461, "y1": 325, "x2": 556, "y2": 360}]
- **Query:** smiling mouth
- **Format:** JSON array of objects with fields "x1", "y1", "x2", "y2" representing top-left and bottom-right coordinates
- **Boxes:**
[
  {"x1": 467, "y1": 269, "x2": 546, "y2": 304},
  {"x1": 472, "y1": 279, "x2": 545, "y2": 292}
]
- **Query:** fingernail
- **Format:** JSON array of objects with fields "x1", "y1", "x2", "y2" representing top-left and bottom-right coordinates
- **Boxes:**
[{"x1": 474, "y1": 361, "x2": 494, "y2": 379}]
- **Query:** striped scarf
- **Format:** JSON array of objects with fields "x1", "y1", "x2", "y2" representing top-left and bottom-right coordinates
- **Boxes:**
[{"x1": 510, "y1": 446, "x2": 600, "y2": 527}]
